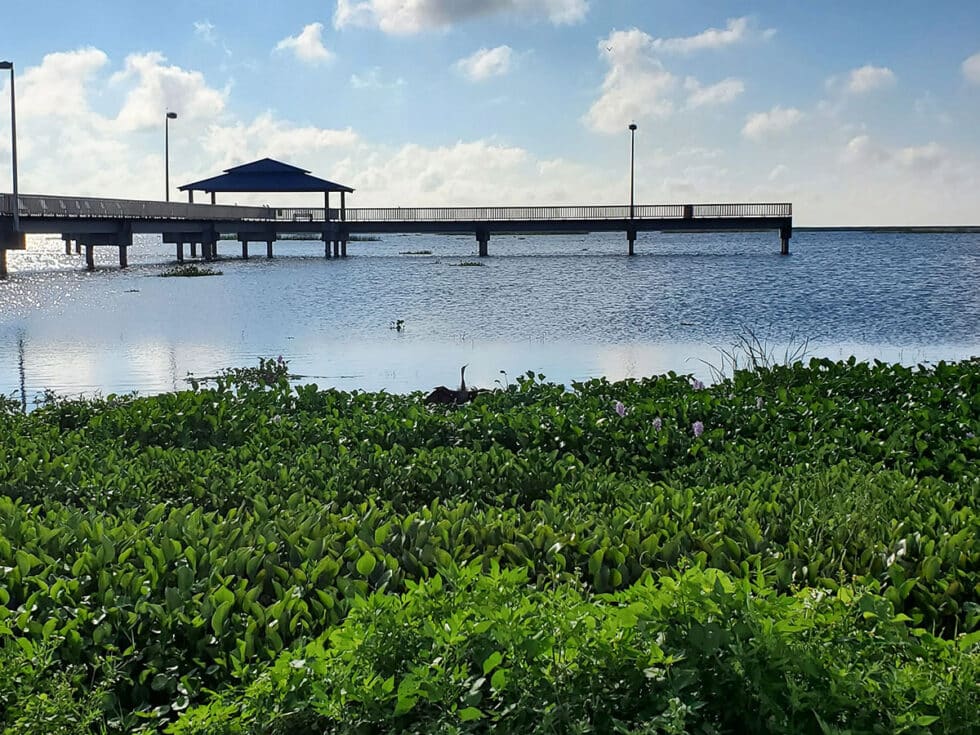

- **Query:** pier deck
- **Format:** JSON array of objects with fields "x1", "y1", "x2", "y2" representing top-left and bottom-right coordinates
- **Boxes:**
[{"x1": 0, "y1": 194, "x2": 792, "y2": 275}]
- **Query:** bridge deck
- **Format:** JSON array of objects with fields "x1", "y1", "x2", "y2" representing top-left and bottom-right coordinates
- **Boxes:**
[{"x1": 0, "y1": 194, "x2": 793, "y2": 274}]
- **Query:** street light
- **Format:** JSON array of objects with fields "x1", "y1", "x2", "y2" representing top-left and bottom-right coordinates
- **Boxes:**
[
  {"x1": 628, "y1": 122, "x2": 637, "y2": 220},
  {"x1": 0, "y1": 61, "x2": 17, "y2": 233},
  {"x1": 165, "y1": 111, "x2": 177, "y2": 202}
]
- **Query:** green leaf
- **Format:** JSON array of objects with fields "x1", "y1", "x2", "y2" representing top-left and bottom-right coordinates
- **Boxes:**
[
  {"x1": 211, "y1": 601, "x2": 233, "y2": 637},
  {"x1": 459, "y1": 707, "x2": 484, "y2": 722},
  {"x1": 482, "y1": 650, "x2": 503, "y2": 675},
  {"x1": 356, "y1": 551, "x2": 377, "y2": 577}
]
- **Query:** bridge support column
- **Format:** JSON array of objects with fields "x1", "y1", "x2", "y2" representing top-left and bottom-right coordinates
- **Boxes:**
[
  {"x1": 324, "y1": 241, "x2": 332, "y2": 258},
  {"x1": 333, "y1": 240, "x2": 340, "y2": 258},
  {"x1": 780, "y1": 226, "x2": 792, "y2": 255},
  {"x1": 176, "y1": 241, "x2": 184, "y2": 263},
  {"x1": 241, "y1": 241, "x2": 249, "y2": 260},
  {"x1": 267, "y1": 240, "x2": 274, "y2": 258},
  {"x1": 75, "y1": 240, "x2": 81, "y2": 254},
  {"x1": 64, "y1": 237, "x2": 72, "y2": 255},
  {"x1": 85, "y1": 245, "x2": 95, "y2": 271},
  {"x1": 476, "y1": 230, "x2": 490, "y2": 257},
  {"x1": 627, "y1": 229, "x2": 637, "y2": 256},
  {"x1": 0, "y1": 249, "x2": 6, "y2": 279},
  {"x1": 190, "y1": 243, "x2": 197, "y2": 258},
  {"x1": 341, "y1": 239, "x2": 347, "y2": 257},
  {"x1": 117, "y1": 223, "x2": 132, "y2": 269}
]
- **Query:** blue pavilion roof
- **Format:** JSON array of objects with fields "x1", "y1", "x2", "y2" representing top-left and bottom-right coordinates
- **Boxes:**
[{"x1": 179, "y1": 158, "x2": 354, "y2": 193}]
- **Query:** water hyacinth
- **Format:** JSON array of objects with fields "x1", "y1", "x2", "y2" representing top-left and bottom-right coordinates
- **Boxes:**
[
  {"x1": 614, "y1": 400, "x2": 627, "y2": 417},
  {"x1": 652, "y1": 417, "x2": 662, "y2": 431},
  {"x1": 692, "y1": 420, "x2": 704, "y2": 437}
]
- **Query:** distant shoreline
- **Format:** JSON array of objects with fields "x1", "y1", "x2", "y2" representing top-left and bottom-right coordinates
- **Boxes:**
[{"x1": 796, "y1": 226, "x2": 980, "y2": 233}]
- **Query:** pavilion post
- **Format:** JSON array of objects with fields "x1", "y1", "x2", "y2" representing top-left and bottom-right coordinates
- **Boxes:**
[
  {"x1": 211, "y1": 192, "x2": 216, "y2": 205},
  {"x1": 340, "y1": 192, "x2": 346, "y2": 222},
  {"x1": 325, "y1": 191, "x2": 330, "y2": 221}
]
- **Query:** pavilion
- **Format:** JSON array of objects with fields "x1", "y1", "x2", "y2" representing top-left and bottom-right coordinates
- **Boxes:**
[{"x1": 178, "y1": 158, "x2": 354, "y2": 218}]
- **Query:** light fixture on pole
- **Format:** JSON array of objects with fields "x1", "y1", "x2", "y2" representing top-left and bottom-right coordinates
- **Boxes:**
[
  {"x1": 165, "y1": 111, "x2": 177, "y2": 202},
  {"x1": 628, "y1": 122, "x2": 637, "y2": 220},
  {"x1": 0, "y1": 61, "x2": 17, "y2": 233}
]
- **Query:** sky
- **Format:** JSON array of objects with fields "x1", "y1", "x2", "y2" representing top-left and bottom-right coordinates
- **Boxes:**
[{"x1": 1, "y1": 0, "x2": 979, "y2": 226}]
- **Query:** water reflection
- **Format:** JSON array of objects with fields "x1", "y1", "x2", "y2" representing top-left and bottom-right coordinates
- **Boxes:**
[{"x1": 1, "y1": 231, "x2": 977, "y2": 403}]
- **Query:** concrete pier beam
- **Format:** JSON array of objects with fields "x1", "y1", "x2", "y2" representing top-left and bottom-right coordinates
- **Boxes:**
[
  {"x1": 118, "y1": 245, "x2": 128, "y2": 268},
  {"x1": 85, "y1": 245, "x2": 95, "y2": 271},
  {"x1": 476, "y1": 230, "x2": 490, "y2": 257},
  {"x1": 266, "y1": 240, "x2": 274, "y2": 259},
  {"x1": 64, "y1": 237, "x2": 72, "y2": 255},
  {"x1": 241, "y1": 240, "x2": 249, "y2": 260},
  {"x1": 333, "y1": 240, "x2": 340, "y2": 258},
  {"x1": 176, "y1": 241, "x2": 184, "y2": 263},
  {"x1": 780, "y1": 226, "x2": 792, "y2": 255},
  {"x1": 627, "y1": 229, "x2": 637, "y2": 256},
  {"x1": 341, "y1": 240, "x2": 347, "y2": 257},
  {"x1": 190, "y1": 243, "x2": 197, "y2": 258}
]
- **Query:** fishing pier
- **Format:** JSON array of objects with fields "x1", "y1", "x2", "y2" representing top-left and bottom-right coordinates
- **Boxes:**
[{"x1": 0, "y1": 159, "x2": 793, "y2": 277}]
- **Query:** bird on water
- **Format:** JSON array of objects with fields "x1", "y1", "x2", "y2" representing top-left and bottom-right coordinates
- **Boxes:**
[{"x1": 424, "y1": 364, "x2": 482, "y2": 405}]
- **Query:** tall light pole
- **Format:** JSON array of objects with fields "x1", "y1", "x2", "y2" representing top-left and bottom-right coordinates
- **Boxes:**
[
  {"x1": 628, "y1": 122, "x2": 637, "y2": 220},
  {"x1": 165, "y1": 111, "x2": 177, "y2": 202},
  {"x1": 0, "y1": 61, "x2": 17, "y2": 232}
]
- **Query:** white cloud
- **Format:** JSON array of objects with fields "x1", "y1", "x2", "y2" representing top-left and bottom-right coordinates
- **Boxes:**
[
  {"x1": 742, "y1": 106, "x2": 803, "y2": 140},
  {"x1": 112, "y1": 52, "x2": 228, "y2": 131},
  {"x1": 650, "y1": 17, "x2": 775, "y2": 54},
  {"x1": 684, "y1": 77, "x2": 744, "y2": 108},
  {"x1": 841, "y1": 134, "x2": 888, "y2": 166},
  {"x1": 17, "y1": 48, "x2": 108, "y2": 119},
  {"x1": 841, "y1": 135, "x2": 949, "y2": 175},
  {"x1": 334, "y1": 0, "x2": 588, "y2": 34},
  {"x1": 194, "y1": 20, "x2": 217, "y2": 44},
  {"x1": 584, "y1": 28, "x2": 677, "y2": 133},
  {"x1": 201, "y1": 113, "x2": 359, "y2": 173},
  {"x1": 455, "y1": 46, "x2": 515, "y2": 81},
  {"x1": 845, "y1": 64, "x2": 896, "y2": 94},
  {"x1": 350, "y1": 68, "x2": 406, "y2": 89},
  {"x1": 275, "y1": 23, "x2": 335, "y2": 64},
  {"x1": 768, "y1": 164, "x2": 788, "y2": 181},
  {"x1": 963, "y1": 51, "x2": 980, "y2": 84},
  {"x1": 895, "y1": 142, "x2": 947, "y2": 172}
]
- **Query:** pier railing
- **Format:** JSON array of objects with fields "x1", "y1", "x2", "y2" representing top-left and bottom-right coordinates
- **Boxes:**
[
  {"x1": 274, "y1": 202, "x2": 792, "y2": 223},
  {"x1": 0, "y1": 194, "x2": 270, "y2": 221},
  {"x1": 2, "y1": 194, "x2": 791, "y2": 225}
]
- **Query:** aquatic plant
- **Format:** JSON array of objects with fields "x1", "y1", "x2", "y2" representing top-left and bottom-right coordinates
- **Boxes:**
[
  {"x1": 160, "y1": 265, "x2": 223, "y2": 278},
  {"x1": 0, "y1": 357, "x2": 976, "y2": 732}
]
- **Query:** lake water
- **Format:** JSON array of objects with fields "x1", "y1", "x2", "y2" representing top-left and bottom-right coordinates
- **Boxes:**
[{"x1": 0, "y1": 230, "x2": 977, "y2": 404}]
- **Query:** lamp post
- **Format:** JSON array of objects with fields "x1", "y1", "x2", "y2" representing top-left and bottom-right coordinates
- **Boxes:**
[
  {"x1": 628, "y1": 122, "x2": 637, "y2": 220},
  {"x1": 0, "y1": 61, "x2": 17, "y2": 233},
  {"x1": 165, "y1": 111, "x2": 177, "y2": 202}
]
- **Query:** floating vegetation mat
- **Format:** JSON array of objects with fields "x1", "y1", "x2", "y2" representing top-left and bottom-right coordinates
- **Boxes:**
[{"x1": 0, "y1": 358, "x2": 977, "y2": 733}]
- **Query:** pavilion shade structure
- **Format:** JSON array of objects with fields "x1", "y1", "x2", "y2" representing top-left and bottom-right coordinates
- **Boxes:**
[{"x1": 178, "y1": 158, "x2": 353, "y2": 215}]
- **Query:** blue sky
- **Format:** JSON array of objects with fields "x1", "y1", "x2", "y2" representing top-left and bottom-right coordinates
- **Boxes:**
[{"x1": 1, "y1": 0, "x2": 979, "y2": 224}]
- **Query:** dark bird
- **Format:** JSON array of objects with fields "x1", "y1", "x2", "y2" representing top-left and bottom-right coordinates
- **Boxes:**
[{"x1": 424, "y1": 365, "x2": 484, "y2": 405}]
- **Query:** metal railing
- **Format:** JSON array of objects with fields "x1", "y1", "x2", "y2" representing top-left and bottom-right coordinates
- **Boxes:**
[
  {"x1": 2, "y1": 195, "x2": 791, "y2": 224},
  {"x1": 274, "y1": 203, "x2": 791, "y2": 223},
  {"x1": 0, "y1": 193, "x2": 270, "y2": 221}
]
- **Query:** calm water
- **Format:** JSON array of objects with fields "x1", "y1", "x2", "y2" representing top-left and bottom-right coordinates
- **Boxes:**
[{"x1": 0, "y1": 230, "x2": 977, "y2": 404}]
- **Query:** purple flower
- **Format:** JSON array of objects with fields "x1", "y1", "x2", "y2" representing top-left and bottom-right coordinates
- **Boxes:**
[
  {"x1": 691, "y1": 378, "x2": 705, "y2": 391},
  {"x1": 756, "y1": 396, "x2": 765, "y2": 409},
  {"x1": 652, "y1": 417, "x2": 663, "y2": 431},
  {"x1": 692, "y1": 421, "x2": 704, "y2": 438},
  {"x1": 614, "y1": 400, "x2": 627, "y2": 417}
]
